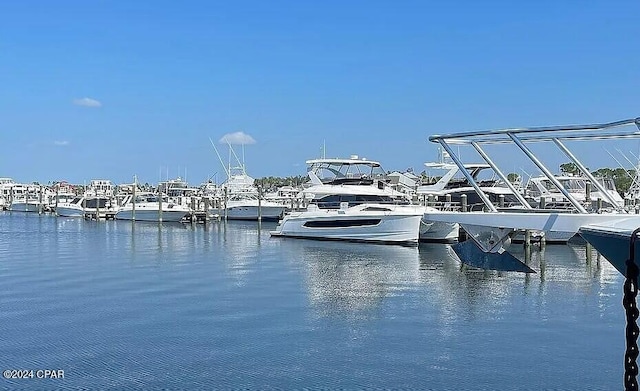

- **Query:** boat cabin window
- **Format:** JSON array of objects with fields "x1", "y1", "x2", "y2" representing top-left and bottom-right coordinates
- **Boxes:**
[
  {"x1": 84, "y1": 198, "x2": 109, "y2": 209},
  {"x1": 312, "y1": 194, "x2": 406, "y2": 209},
  {"x1": 303, "y1": 219, "x2": 382, "y2": 228}
]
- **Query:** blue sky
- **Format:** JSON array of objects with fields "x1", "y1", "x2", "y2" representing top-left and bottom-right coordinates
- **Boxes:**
[{"x1": 1, "y1": 1, "x2": 639, "y2": 185}]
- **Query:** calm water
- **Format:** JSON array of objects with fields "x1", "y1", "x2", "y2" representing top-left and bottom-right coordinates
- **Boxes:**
[{"x1": 0, "y1": 212, "x2": 626, "y2": 390}]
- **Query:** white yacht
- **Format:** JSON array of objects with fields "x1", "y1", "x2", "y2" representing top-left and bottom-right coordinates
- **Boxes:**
[
  {"x1": 8, "y1": 184, "x2": 51, "y2": 213},
  {"x1": 56, "y1": 196, "x2": 116, "y2": 218},
  {"x1": 209, "y1": 143, "x2": 286, "y2": 221},
  {"x1": 524, "y1": 174, "x2": 624, "y2": 210},
  {"x1": 115, "y1": 192, "x2": 191, "y2": 222},
  {"x1": 270, "y1": 156, "x2": 426, "y2": 245},
  {"x1": 271, "y1": 202, "x2": 425, "y2": 245},
  {"x1": 416, "y1": 160, "x2": 523, "y2": 242},
  {"x1": 159, "y1": 177, "x2": 200, "y2": 208}
]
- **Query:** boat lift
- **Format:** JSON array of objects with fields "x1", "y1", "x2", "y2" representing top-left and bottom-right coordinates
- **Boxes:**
[{"x1": 425, "y1": 117, "x2": 640, "y2": 273}]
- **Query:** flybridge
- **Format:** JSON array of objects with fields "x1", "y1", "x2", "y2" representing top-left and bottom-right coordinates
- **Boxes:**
[{"x1": 423, "y1": 116, "x2": 640, "y2": 273}]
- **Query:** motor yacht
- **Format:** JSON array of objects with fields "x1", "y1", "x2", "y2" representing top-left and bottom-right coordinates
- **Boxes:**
[
  {"x1": 115, "y1": 192, "x2": 191, "y2": 222},
  {"x1": 270, "y1": 156, "x2": 427, "y2": 244}
]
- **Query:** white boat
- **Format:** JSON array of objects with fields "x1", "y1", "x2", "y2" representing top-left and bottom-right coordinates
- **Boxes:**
[
  {"x1": 56, "y1": 196, "x2": 116, "y2": 218},
  {"x1": 270, "y1": 155, "x2": 428, "y2": 244},
  {"x1": 115, "y1": 193, "x2": 191, "y2": 222},
  {"x1": 211, "y1": 195, "x2": 287, "y2": 220},
  {"x1": 271, "y1": 203, "x2": 425, "y2": 245},
  {"x1": 9, "y1": 198, "x2": 45, "y2": 212},
  {"x1": 8, "y1": 185, "x2": 50, "y2": 213},
  {"x1": 417, "y1": 159, "x2": 523, "y2": 242},
  {"x1": 525, "y1": 174, "x2": 624, "y2": 210},
  {"x1": 209, "y1": 142, "x2": 286, "y2": 221},
  {"x1": 418, "y1": 161, "x2": 525, "y2": 211}
]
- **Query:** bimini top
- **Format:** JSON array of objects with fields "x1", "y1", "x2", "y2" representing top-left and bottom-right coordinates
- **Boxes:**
[
  {"x1": 306, "y1": 156, "x2": 386, "y2": 182},
  {"x1": 305, "y1": 156, "x2": 381, "y2": 167}
]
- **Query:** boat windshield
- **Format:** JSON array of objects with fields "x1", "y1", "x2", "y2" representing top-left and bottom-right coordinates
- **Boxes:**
[
  {"x1": 308, "y1": 160, "x2": 387, "y2": 184},
  {"x1": 311, "y1": 194, "x2": 408, "y2": 209}
]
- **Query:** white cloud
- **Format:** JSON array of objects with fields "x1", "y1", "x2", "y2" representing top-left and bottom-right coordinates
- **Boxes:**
[
  {"x1": 54, "y1": 140, "x2": 70, "y2": 146},
  {"x1": 219, "y1": 131, "x2": 256, "y2": 145},
  {"x1": 73, "y1": 97, "x2": 102, "y2": 107}
]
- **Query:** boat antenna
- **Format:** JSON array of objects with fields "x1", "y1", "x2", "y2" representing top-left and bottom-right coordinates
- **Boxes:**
[
  {"x1": 604, "y1": 148, "x2": 634, "y2": 179},
  {"x1": 209, "y1": 137, "x2": 231, "y2": 179},
  {"x1": 227, "y1": 141, "x2": 246, "y2": 175}
]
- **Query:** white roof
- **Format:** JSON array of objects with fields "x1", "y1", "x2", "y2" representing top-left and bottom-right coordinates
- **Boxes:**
[{"x1": 306, "y1": 157, "x2": 381, "y2": 167}]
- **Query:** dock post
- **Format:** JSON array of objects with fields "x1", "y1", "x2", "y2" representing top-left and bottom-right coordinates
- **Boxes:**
[
  {"x1": 597, "y1": 198, "x2": 603, "y2": 213},
  {"x1": 158, "y1": 186, "x2": 163, "y2": 223},
  {"x1": 38, "y1": 185, "x2": 43, "y2": 214},
  {"x1": 203, "y1": 197, "x2": 210, "y2": 223},
  {"x1": 444, "y1": 194, "x2": 451, "y2": 210},
  {"x1": 539, "y1": 196, "x2": 546, "y2": 209},
  {"x1": 55, "y1": 184, "x2": 59, "y2": 215},
  {"x1": 96, "y1": 196, "x2": 100, "y2": 221},
  {"x1": 524, "y1": 229, "x2": 531, "y2": 248},
  {"x1": 461, "y1": 194, "x2": 467, "y2": 212},
  {"x1": 499, "y1": 194, "x2": 505, "y2": 208},
  {"x1": 224, "y1": 187, "x2": 228, "y2": 221},
  {"x1": 132, "y1": 183, "x2": 136, "y2": 222},
  {"x1": 585, "y1": 182, "x2": 591, "y2": 203},
  {"x1": 257, "y1": 185, "x2": 262, "y2": 222},
  {"x1": 427, "y1": 194, "x2": 434, "y2": 208}
]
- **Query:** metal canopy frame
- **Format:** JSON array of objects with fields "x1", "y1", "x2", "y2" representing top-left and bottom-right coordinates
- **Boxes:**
[{"x1": 429, "y1": 117, "x2": 640, "y2": 213}]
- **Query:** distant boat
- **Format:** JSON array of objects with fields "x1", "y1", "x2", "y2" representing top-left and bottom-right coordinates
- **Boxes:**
[
  {"x1": 8, "y1": 184, "x2": 50, "y2": 213},
  {"x1": 209, "y1": 142, "x2": 286, "y2": 221},
  {"x1": 115, "y1": 193, "x2": 191, "y2": 222},
  {"x1": 56, "y1": 196, "x2": 116, "y2": 218},
  {"x1": 524, "y1": 174, "x2": 624, "y2": 210}
]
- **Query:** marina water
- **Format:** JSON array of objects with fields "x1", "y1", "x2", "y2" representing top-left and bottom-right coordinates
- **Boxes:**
[{"x1": 0, "y1": 212, "x2": 625, "y2": 389}]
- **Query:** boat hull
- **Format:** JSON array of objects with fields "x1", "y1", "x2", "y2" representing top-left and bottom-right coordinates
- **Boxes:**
[
  {"x1": 55, "y1": 206, "x2": 85, "y2": 217},
  {"x1": 270, "y1": 205, "x2": 423, "y2": 245},
  {"x1": 115, "y1": 204, "x2": 190, "y2": 222},
  {"x1": 579, "y1": 217, "x2": 640, "y2": 278},
  {"x1": 9, "y1": 202, "x2": 44, "y2": 213},
  {"x1": 210, "y1": 203, "x2": 286, "y2": 221},
  {"x1": 420, "y1": 220, "x2": 459, "y2": 242}
]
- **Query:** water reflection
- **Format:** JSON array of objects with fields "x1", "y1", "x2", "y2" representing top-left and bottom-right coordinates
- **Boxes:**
[
  {"x1": 416, "y1": 242, "x2": 622, "y2": 325},
  {"x1": 287, "y1": 238, "x2": 623, "y2": 322},
  {"x1": 290, "y1": 240, "x2": 421, "y2": 319},
  {"x1": 210, "y1": 220, "x2": 273, "y2": 286}
]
